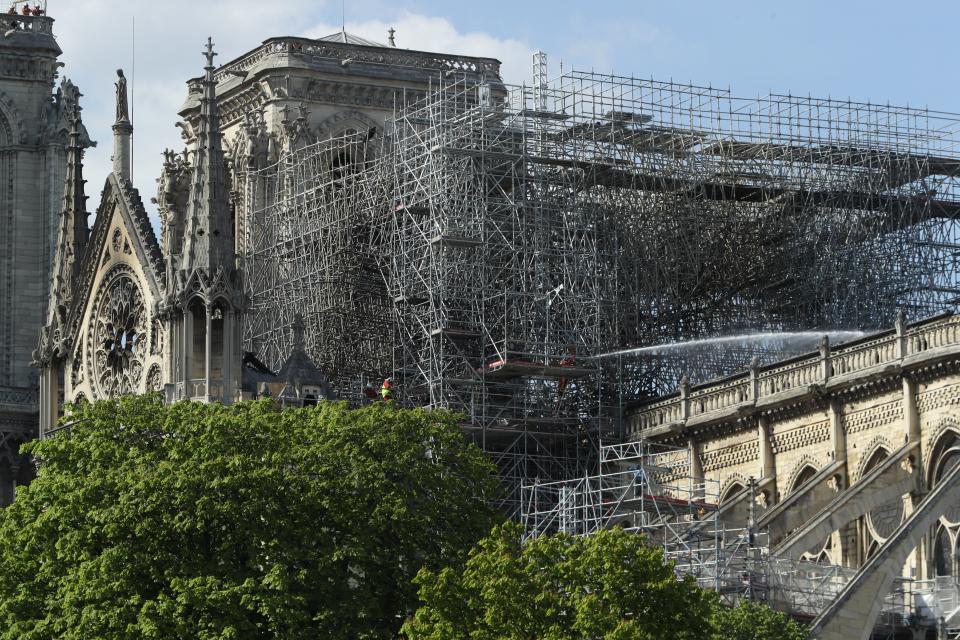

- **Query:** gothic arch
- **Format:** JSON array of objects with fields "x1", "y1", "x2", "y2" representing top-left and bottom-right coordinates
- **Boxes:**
[
  {"x1": 720, "y1": 473, "x2": 748, "y2": 503},
  {"x1": 927, "y1": 416, "x2": 960, "y2": 488},
  {"x1": 314, "y1": 108, "x2": 379, "y2": 140},
  {"x1": 785, "y1": 455, "x2": 821, "y2": 494},
  {"x1": 853, "y1": 436, "x2": 895, "y2": 483},
  {"x1": 0, "y1": 89, "x2": 25, "y2": 146}
]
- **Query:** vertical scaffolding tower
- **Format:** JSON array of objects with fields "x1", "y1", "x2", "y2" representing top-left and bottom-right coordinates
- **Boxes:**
[{"x1": 241, "y1": 130, "x2": 391, "y2": 400}]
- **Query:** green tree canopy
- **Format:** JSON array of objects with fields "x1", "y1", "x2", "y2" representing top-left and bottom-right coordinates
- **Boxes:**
[
  {"x1": 403, "y1": 522, "x2": 718, "y2": 640},
  {"x1": 0, "y1": 396, "x2": 499, "y2": 640},
  {"x1": 404, "y1": 523, "x2": 811, "y2": 640},
  {"x1": 712, "y1": 600, "x2": 810, "y2": 640}
]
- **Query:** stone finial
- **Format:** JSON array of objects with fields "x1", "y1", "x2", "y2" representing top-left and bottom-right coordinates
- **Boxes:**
[
  {"x1": 819, "y1": 335, "x2": 830, "y2": 355},
  {"x1": 388, "y1": 27, "x2": 396, "y2": 47},
  {"x1": 204, "y1": 36, "x2": 217, "y2": 69},
  {"x1": 895, "y1": 308, "x2": 906, "y2": 336}
]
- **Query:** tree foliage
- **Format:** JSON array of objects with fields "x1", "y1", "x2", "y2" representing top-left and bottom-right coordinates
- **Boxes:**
[
  {"x1": 404, "y1": 523, "x2": 810, "y2": 640},
  {"x1": 0, "y1": 396, "x2": 499, "y2": 640},
  {"x1": 711, "y1": 600, "x2": 810, "y2": 640},
  {"x1": 403, "y1": 522, "x2": 718, "y2": 640}
]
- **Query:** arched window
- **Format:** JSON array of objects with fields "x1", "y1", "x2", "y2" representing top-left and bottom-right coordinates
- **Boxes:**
[
  {"x1": 720, "y1": 481, "x2": 745, "y2": 505},
  {"x1": 790, "y1": 465, "x2": 817, "y2": 494},
  {"x1": 935, "y1": 523, "x2": 954, "y2": 576}
]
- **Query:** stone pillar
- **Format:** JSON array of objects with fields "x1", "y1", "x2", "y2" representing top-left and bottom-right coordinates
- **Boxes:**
[
  {"x1": 204, "y1": 305, "x2": 212, "y2": 402},
  {"x1": 830, "y1": 399, "x2": 846, "y2": 463},
  {"x1": 903, "y1": 374, "x2": 924, "y2": 577},
  {"x1": 111, "y1": 121, "x2": 133, "y2": 181},
  {"x1": 222, "y1": 309, "x2": 234, "y2": 404},
  {"x1": 904, "y1": 376, "x2": 920, "y2": 445},
  {"x1": 182, "y1": 307, "x2": 192, "y2": 397},
  {"x1": 749, "y1": 357, "x2": 760, "y2": 400},
  {"x1": 757, "y1": 415, "x2": 776, "y2": 484},
  {"x1": 688, "y1": 437, "x2": 703, "y2": 499},
  {"x1": 38, "y1": 363, "x2": 59, "y2": 437}
]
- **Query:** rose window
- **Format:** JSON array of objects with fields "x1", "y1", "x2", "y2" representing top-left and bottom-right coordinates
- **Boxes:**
[{"x1": 91, "y1": 272, "x2": 146, "y2": 397}]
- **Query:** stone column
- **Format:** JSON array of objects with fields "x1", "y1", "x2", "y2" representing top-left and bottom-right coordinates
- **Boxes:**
[
  {"x1": 222, "y1": 309, "x2": 234, "y2": 404},
  {"x1": 688, "y1": 437, "x2": 704, "y2": 499},
  {"x1": 204, "y1": 305, "x2": 212, "y2": 402},
  {"x1": 182, "y1": 307, "x2": 192, "y2": 397},
  {"x1": 903, "y1": 374, "x2": 924, "y2": 577},
  {"x1": 830, "y1": 399, "x2": 846, "y2": 463},
  {"x1": 112, "y1": 121, "x2": 133, "y2": 181},
  {"x1": 903, "y1": 376, "x2": 920, "y2": 445},
  {"x1": 38, "y1": 363, "x2": 59, "y2": 437},
  {"x1": 757, "y1": 415, "x2": 776, "y2": 489}
]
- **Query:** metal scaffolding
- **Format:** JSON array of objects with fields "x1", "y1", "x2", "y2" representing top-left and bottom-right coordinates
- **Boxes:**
[
  {"x1": 240, "y1": 129, "x2": 391, "y2": 401},
  {"x1": 237, "y1": 54, "x2": 960, "y2": 515},
  {"x1": 519, "y1": 440, "x2": 957, "y2": 633}
]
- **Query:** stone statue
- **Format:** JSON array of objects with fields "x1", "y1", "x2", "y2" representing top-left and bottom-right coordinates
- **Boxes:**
[{"x1": 115, "y1": 69, "x2": 128, "y2": 122}]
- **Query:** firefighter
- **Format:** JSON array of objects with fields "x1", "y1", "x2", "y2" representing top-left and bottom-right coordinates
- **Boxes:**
[
  {"x1": 362, "y1": 382, "x2": 378, "y2": 404},
  {"x1": 380, "y1": 378, "x2": 394, "y2": 402},
  {"x1": 557, "y1": 352, "x2": 576, "y2": 401}
]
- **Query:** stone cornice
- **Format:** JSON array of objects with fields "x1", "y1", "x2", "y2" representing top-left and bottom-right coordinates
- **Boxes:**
[{"x1": 207, "y1": 37, "x2": 500, "y2": 86}]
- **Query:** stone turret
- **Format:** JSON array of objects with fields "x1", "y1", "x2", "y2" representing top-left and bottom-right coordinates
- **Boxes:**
[{"x1": 162, "y1": 38, "x2": 244, "y2": 405}]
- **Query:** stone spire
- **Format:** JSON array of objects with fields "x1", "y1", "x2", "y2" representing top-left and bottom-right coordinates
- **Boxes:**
[
  {"x1": 48, "y1": 111, "x2": 89, "y2": 323},
  {"x1": 112, "y1": 69, "x2": 133, "y2": 180},
  {"x1": 181, "y1": 37, "x2": 234, "y2": 274}
]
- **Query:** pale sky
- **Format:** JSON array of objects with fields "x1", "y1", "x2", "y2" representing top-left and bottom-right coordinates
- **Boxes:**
[{"x1": 45, "y1": 0, "x2": 960, "y2": 224}]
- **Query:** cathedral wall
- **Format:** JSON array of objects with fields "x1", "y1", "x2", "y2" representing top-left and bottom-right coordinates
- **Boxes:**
[
  {"x1": 769, "y1": 410, "x2": 832, "y2": 496},
  {"x1": 841, "y1": 392, "x2": 905, "y2": 483},
  {"x1": 699, "y1": 425, "x2": 757, "y2": 491},
  {"x1": 917, "y1": 377, "x2": 960, "y2": 473}
]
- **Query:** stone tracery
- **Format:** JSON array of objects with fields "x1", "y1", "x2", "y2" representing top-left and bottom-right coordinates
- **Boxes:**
[{"x1": 88, "y1": 267, "x2": 146, "y2": 397}]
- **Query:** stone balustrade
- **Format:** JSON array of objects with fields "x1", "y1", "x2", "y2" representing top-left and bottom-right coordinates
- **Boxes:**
[
  {"x1": 628, "y1": 312, "x2": 960, "y2": 439},
  {"x1": 0, "y1": 14, "x2": 53, "y2": 36},
  {"x1": 688, "y1": 377, "x2": 752, "y2": 417},
  {"x1": 758, "y1": 359, "x2": 821, "y2": 395},
  {"x1": 165, "y1": 379, "x2": 226, "y2": 403}
]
